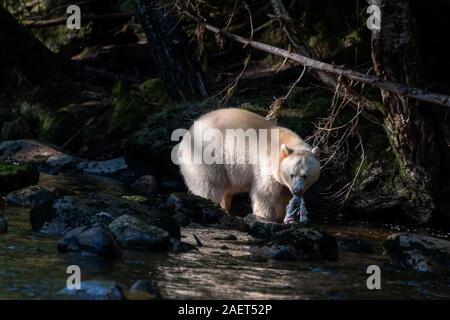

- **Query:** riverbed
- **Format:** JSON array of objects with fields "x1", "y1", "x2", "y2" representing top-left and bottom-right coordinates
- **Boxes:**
[{"x1": 1, "y1": 173, "x2": 449, "y2": 299}]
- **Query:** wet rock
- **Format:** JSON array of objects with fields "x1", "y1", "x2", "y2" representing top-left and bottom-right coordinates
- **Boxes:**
[
  {"x1": 58, "y1": 280, "x2": 125, "y2": 300},
  {"x1": 57, "y1": 223, "x2": 121, "y2": 259},
  {"x1": 218, "y1": 215, "x2": 249, "y2": 232},
  {"x1": 77, "y1": 157, "x2": 128, "y2": 175},
  {"x1": 169, "y1": 238, "x2": 198, "y2": 253},
  {"x1": 145, "y1": 210, "x2": 181, "y2": 239},
  {"x1": 30, "y1": 193, "x2": 178, "y2": 237},
  {"x1": 109, "y1": 215, "x2": 171, "y2": 251},
  {"x1": 0, "y1": 140, "x2": 127, "y2": 175},
  {"x1": 0, "y1": 213, "x2": 7, "y2": 233},
  {"x1": 338, "y1": 238, "x2": 375, "y2": 254},
  {"x1": 0, "y1": 161, "x2": 39, "y2": 194},
  {"x1": 132, "y1": 175, "x2": 158, "y2": 195},
  {"x1": 240, "y1": 254, "x2": 268, "y2": 263},
  {"x1": 5, "y1": 185, "x2": 57, "y2": 208},
  {"x1": 96, "y1": 211, "x2": 115, "y2": 224},
  {"x1": 212, "y1": 234, "x2": 238, "y2": 241},
  {"x1": 243, "y1": 214, "x2": 283, "y2": 239},
  {"x1": 0, "y1": 140, "x2": 81, "y2": 174},
  {"x1": 383, "y1": 233, "x2": 450, "y2": 273},
  {"x1": 343, "y1": 193, "x2": 407, "y2": 224},
  {"x1": 167, "y1": 193, "x2": 225, "y2": 226},
  {"x1": 126, "y1": 280, "x2": 161, "y2": 300},
  {"x1": 252, "y1": 225, "x2": 339, "y2": 261}
]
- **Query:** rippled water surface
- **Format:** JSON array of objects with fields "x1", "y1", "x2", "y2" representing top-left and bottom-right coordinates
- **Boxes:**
[{"x1": 1, "y1": 173, "x2": 449, "y2": 299}]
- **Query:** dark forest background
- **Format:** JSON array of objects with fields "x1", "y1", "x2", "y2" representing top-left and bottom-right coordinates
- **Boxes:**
[{"x1": 1, "y1": 0, "x2": 450, "y2": 228}]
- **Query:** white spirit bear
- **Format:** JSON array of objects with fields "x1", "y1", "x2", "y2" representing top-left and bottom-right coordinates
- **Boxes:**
[{"x1": 177, "y1": 108, "x2": 320, "y2": 223}]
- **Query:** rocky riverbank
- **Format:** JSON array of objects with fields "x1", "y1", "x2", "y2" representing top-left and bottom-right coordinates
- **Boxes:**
[{"x1": 1, "y1": 139, "x2": 450, "y2": 299}]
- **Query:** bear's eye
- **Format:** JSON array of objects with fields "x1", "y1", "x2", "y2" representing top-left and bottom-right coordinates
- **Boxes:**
[
  {"x1": 301, "y1": 174, "x2": 308, "y2": 180},
  {"x1": 290, "y1": 174, "x2": 295, "y2": 179}
]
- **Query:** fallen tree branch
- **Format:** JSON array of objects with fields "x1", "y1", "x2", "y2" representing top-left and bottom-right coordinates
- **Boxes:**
[
  {"x1": 181, "y1": 10, "x2": 450, "y2": 109},
  {"x1": 22, "y1": 12, "x2": 134, "y2": 28}
]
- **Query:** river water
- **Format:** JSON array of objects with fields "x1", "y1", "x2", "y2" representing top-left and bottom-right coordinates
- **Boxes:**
[{"x1": 1, "y1": 173, "x2": 449, "y2": 299}]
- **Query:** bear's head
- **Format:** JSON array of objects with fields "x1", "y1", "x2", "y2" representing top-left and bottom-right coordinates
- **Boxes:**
[{"x1": 279, "y1": 144, "x2": 320, "y2": 196}]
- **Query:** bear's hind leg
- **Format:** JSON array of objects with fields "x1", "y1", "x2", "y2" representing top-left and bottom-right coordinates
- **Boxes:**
[
  {"x1": 220, "y1": 192, "x2": 233, "y2": 212},
  {"x1": 180, "y1": 163, "x2": 228, "y2": 205}
]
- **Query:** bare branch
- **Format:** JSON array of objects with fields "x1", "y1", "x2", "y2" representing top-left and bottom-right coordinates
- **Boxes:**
[{"x1": 181, "y1": 9, "x2": 450, "y2": 109}]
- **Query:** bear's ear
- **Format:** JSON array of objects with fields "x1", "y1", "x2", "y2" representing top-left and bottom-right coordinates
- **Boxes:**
[
  {"x1": 281, "y1": 144, "x2": 293, "y2": 157},
  {"x1": 311, "y1": 146, "x2": 320, "y2": 160}
]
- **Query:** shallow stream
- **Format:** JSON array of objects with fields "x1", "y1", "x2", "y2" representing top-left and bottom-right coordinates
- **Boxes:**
[{"x1": 1, "y1": 173, "x2": 449, "y2": 299}]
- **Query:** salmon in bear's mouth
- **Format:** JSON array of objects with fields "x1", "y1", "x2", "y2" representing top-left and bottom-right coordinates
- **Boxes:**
[{"x1": 284, "y1": 196, "x2": 308, "y2": 225}]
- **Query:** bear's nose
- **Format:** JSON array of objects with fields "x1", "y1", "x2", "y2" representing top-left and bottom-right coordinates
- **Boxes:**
[{"x1": 291, "y1": 177, "x2": 304, "y2": 196}]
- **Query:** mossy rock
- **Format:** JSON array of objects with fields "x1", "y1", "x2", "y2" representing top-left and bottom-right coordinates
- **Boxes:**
[
  {"x1": 40, "y1": 106, "x2": 86, "y2": 145},
  {"x1": 0, "y1": 162, "x2": 39, "y2": 194},
  {"x1": 124, "y1": 101, "x2": 205, "y2": 162}
]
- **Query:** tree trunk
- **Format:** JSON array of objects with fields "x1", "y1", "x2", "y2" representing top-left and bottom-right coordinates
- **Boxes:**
[
  {"x1": 0, "y1": 6, "x2": 63, "y2": 84},
  {"x1": 369, "y1": 0, "x2": 450, "y2": 224},
  {"x1": 134, "y1": 1, "x2": 208, "y2": 102}
]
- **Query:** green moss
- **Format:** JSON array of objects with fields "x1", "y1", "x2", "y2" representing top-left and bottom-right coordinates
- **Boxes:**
[
  {"x1": 0, "y1": 162, "x2": 23, "y2": 175},
  {"x1": 105, "y1": 80, "x2": 166, "y2": 137},
  {"x1": 138, "y1": 79, "x2": 170, "y2": 106},
  {"x1": 227, "y1": 86, "x2": 333, "y2": 137},
  {"x1": 124, "y1": 101, "x2": 204, "y2": 160},
  {"x1": 0, "y1": 162, "x2": 39, "y2": 194},
  {"x1": 122, "y1": 195, "x2": 148, "y2": 203},
  {"x1": 40, "y1": 104, "x2": 84, "y2": 145}
]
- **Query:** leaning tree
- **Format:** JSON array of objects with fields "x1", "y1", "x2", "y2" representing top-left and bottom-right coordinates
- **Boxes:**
[{"x1": 134, "y1": 0, "x2": 209, "y2": 102}]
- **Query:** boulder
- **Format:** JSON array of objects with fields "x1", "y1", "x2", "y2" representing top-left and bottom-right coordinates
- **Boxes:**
[
  {"x1": 166, "y1": 193, "x2": 225, "y2": 226},
  {"x1": 0, "y1": 140, "x2": 128, "y2": 175},
  {"x1": 109, "y1": 214, "x2": 171, "y2": 251},
  {"x1": 29, "y1": 192, "x2": 178, "y2": 237},
  {"x1": 252, "y1": 225, "x2": 339, "y2": 261},
  {"x1": 212, "y1": 234, "x2": 238, "y2": 241},
  {"x1": 338, "y1": 238, "x2": 375, "y2": 254},
  {"x1": 5, "y1": 185, "x2": 56, "y2": 208},
  {"x1": 0, "y1": 161, "x2": 39, "y2": 194},
  {"x1": 131, "y1": 175, "x2": 158, "y2": 195},
  {"x1": 343, "y1": 193, "x2": 407, "y2": 224},
  {"x1": 243, "y1": 214, "x2": 283, "y2": 239},
  {"x1": 58, "y1": 280, "x2": 125, "y2": 300},
  {"x1": 218, "y1": 215, "x2": 249, "y2": 232},
  {"x1": 77, "y1": 157, "x2": 128, "y2": 175},
  {"x1": 0, "y1": 140, "x2": 81, "y2": 174},
  {"x1": 383, "y1": 233, "x2": 450, "y2": 273},
  {"x1": 57, "y1": 223, "x2": 121, "y2": 259}
]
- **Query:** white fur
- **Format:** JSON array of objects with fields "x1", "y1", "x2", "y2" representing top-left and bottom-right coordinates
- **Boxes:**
[{"x1": 178, "y1": 108, "x2": 320, "y2": 223}]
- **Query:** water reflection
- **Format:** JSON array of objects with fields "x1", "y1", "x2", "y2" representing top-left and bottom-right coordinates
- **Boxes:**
[{"x1": 0, "y1": 173, "x2": 449, "y2": 299}]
